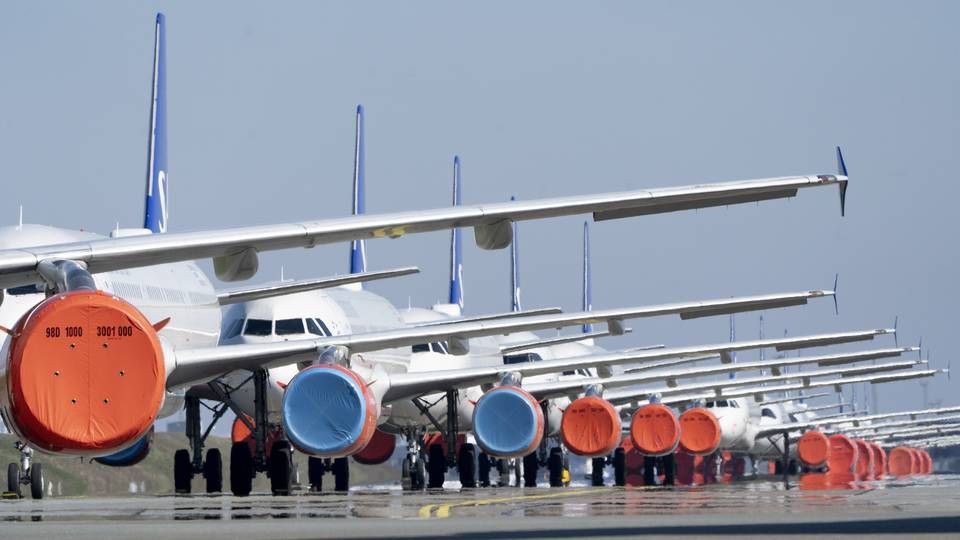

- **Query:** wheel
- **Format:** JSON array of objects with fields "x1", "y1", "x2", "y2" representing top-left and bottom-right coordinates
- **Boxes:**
[
  {"x1": 662, "y1": 453, "x2": 676, "y2": 486},
  {"x1": 230, "y1": 442, "x2": 254, "y2": 497},
  {"x1": 613, "y1": 448, "x2": 626, "y2": 487},
  {"x1": 332, "y1": 457, "x2": 349, "y2": 492},
  {"x1": 496, "y1": 459, "x2": 510, "y2": 487},
  {"x1": 591, "y1": 457, "x2": 606, "y2": 486},
  {"x1": 522, "y1": 453, "x2": 538, "y2": 487},
  {"x1": 458, "y1": 443, "x2": 477, "y2": 488},
  {"x1": 642, "y1": 455, "x2": 656, "y2": 486},
  {"x1": 7, "y1": 463, "x2": 21, "y2": 499},
  {"x1": 413, "y1": 456, "x2": 426, "y2": 491},
  {"x1": 478, "y1": 452, "x2": 492, "y2": 487},
  {"x1": 269, "y1": 442, "x2": 292, "y2": 496},
  {"x1": 203, "y1": 448, "x2": 223, "y2": 493},
  {"x1": 548, "y1": 448, "x2": 564, "y2": 487},
  {"x1": 308, "y1": 457, "x2": 324, "y2": 492},
  {"x1": 29, "y1": 463, "x2": 43, "y2": 499},
  {"x1": 513, "y1": 459, "x2": 522, "y2": 487},
  {"x1": 427, "y1": 444, "x2": 446, "y2": 489},
  {"x1": 174, "y1": 449, "x2": 192, "y2": 494}
]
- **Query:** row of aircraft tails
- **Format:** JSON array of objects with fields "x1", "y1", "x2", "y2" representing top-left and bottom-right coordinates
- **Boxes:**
[{"x1": 0, "y1": 13, "x2": 951, "y2": 499}]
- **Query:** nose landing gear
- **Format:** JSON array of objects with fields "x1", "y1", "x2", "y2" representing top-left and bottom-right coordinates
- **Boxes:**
[{"x1": 6, "y1": 442, "x2": 43, "y2": 499}]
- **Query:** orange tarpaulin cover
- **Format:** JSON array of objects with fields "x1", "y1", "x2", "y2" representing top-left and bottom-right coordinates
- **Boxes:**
[
  {"x1": 629, "y1": 403, "x2": 680, "y2": 456},
  {"x1": 678, "y1": 408, "x2": 721, "y2": 456},
  {"x1": 561, "y1": 396, "x2": 621, "y2": 457},
  {"x1": 797, "y1": 430, "x2": 830, "y2": 467},
  {"x1": 827, "y1": 434, "x2": 858, "y2": 473}
]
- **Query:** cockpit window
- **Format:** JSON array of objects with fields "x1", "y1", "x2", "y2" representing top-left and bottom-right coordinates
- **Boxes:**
[
  {"x1": 276, "y1": 318, "x2": 305, "y2": 336},
  {"x1": 223, "y1": 319, "x2": 244, "y2": 339},
  {"x1": 412, "y1": 344, "x2": 430, "y2": 353},
  {"x1": 708, "y1": 400, "x2": 729, "y2": 408},
  {"x1": 243, "y1": 319, "x2": 272, "y2": 336},
  {"x1": 503, "y1": 353, "x2": 543, "y2": 365},
  {"x1": 431, "y1": 342, "x2": 449, "y2": 354},
  {"x1": 7, "y1": 284, "x2": 42, "y2": 295},
  {"x1": 306, "y1": 318, "x2": 327, "y2": 336},
  {"x1": 314, "y1": 318, "x2": 332, "y2": 336},
  {"x1": 761, "y1": 408, "x2": 777, "y2": 419}
]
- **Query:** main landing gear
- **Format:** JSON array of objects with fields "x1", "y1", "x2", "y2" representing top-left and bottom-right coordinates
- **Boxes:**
[
  {"x1": 409, "y1": 389, "x2": 481, "y2": 490},
  {"x1": 172, "y1": 393, "x2": 230, "y2": 495},
  {"x1": 6, "y1": 442, "x2": 43, "y2": 499},
  {"x1": 307, "y1": 456, "x2": 350, "y2": 493}
]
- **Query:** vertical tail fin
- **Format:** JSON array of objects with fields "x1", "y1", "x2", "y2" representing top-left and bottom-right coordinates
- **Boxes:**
[
  {"x1": 582, "y1": 221, "x2": 593, "y2": 333},
  {"x1": 448, "y1": 156, "x2": 464, "y2": 310},
  {"x1": 143, "y1": 13, "x2": 168, "y2": 234},
  {"x1": 728, "y1": 314, "x2": 737, "y2": 379},
  {"x1": 510, "y1": 197, "x2": 521, "y2": 313},
  {"x1": 349, "y1": 104, "x2": 367, "y2": 275}
]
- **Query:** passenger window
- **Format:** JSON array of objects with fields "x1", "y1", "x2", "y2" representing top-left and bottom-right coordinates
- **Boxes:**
[
  {"x1": 243, "y1": 319, "x2": 272, "y2": 336},
  {"x1": 223, "y1": 319, "x2": 244, "y2": 339},
  {"x1": 306, "y1": 318, "x2": 327, "y2": 336},
  {"x1": 276, "y1": 318, "x2": 305, "y2": 336}
]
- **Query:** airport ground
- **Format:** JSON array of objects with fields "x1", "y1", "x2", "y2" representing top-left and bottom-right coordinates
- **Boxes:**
[{"x1": 1, "y1": 474, "x2": 958, "y2": 539}]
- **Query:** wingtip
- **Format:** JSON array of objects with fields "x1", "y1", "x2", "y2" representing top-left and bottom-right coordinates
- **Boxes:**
[
  {"x1": 156, "y1": 12, "x2": 165, "y2": 24},
  {"x1": 356, "y1": 104, "x2": 364, "y2": 115}
]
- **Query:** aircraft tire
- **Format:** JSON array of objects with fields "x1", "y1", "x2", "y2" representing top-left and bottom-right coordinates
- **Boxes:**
[
  {"x1": 613, "y1": 448, "x2": 626, "y2": 487},
  {"x1": 427, "y1": 444, "x2": 446, "y2": 489},
  {"x1": 413, "y1": 456, "x2": 426, "y2": 490},
  {"x1": 174, "y1": 449, "x2": 192, "y2": 494},
  {"x1": 203, "y1": 448, "x2": 223, "y2": 494},
  {"x1": 333, "y1": 457, "x2": 350, "y2": 492},
  {"x1": 591, "y1": 457, "x2": 606, "y2": 486},
  {"x1": 458, "y1": 444, "x2": 477, "y2": 488},
  {"x1": 29, "y1": 463, "x2": 43, "y2": 499},
  {"x1": 522, "y1": 453, "x2": 538, "y2": 487},
  {"x1": 308, "y1": 457, "x2": 324, "y2": 492},
  {"x1": 548, "y1": 448, "x2": 564, "y2": 487},
  {"x1": 230, "y1": 442, "x2": 253, "y2": 497},
  {"x1": 643, "y1": 455, "x2": 656, "y2": 486},
  {"x1": 269, "y1": 442, "x2": 293, "y2": 496},
  {"x1": 478, "y1": 452, "x2": 491, "y2": 487},
  {"x1": 662, "y1": 453, "x2": 676, "y2": 486},
  {"x1": 7, "y1": 463, "x2": 21, "y2": 498}
]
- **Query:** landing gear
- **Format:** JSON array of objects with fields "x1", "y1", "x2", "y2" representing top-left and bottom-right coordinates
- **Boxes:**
[
  {"x1": 269, "y1": 441, "x2": 293, "y2": 496},
  {"x1": 333, "y1": 458, "x2": 349, "y2": 492},
  {"x1": 548, "y1": 448, "x2": 564, "y2": 487},
  {"x1": 203, "y1": 448, "x2": 223, "y2": 493},
  {"x1": 7, "y1": 442, "x2": 42, "y2": 499},
  {"x1": 230, "y1": 442, "x2": 254, "y2": 496},
  {"x1": 308, "y1": 457, "x2": 324, "y2": 492},
  {"x1": 427, "y1": 444, "x2": 446, "y2": 488},
  {"x1": 174, "y1": 449, "x2": 192, "y2": 494},
  {"x1": 458, "y1": 443, "x2": 477, "y2": 488},
  {"x1": 174, "y1": 393, "x2": 230, "y2": 495},
  {"x1": 496, "y1": 458, "x2": 511, "y2": 487},
  {"x1": 478, "y1": 452, "x2": 492, "y2": 487},
  {"x1": 591, "y1": 457, "x2": 606, "y2": 486},
  {"x1": 643, "y1": 455, "x2": 657, "y2": 486},
  {"x1": 613, "y1": 447, "x2": 626, "y2": 487},
  {"x1": 401, "y1": 430, "x2": 426, "y2": 491},
  {"x1": 662, "y1": 453, "x2": 676, "y2": 486},
  {"x1": 522, "y1": 452, "x2": 539, "y2": 487}
]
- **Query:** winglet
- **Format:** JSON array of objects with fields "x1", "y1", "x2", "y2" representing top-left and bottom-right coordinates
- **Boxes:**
[
  {"x1": 510, "y1": 197, "x2": 521, "y2": 312},
  {"x1": 893, "y1": 316, "x2": 899, "y2": 347},
  {"x1": 833, "y1": 273, "x2": 839, "y2": 315},
  {"x1": 448, "y1": 156, "x2": 464, "y2": 310},
  {"x1": 350, "y1": 104, "x2": 368, "y2": 275},
  {"x1": 836, "y1": 146, "x2": 849, "y2": 217},
  {"x1": 143, "y1": 13, "x2": 168, "y2": 234},
  {"x1": 582, "y1": 221, "x2": 593, "y2": 333}
]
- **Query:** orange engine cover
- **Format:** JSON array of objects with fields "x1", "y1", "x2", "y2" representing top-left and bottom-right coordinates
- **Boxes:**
[
  {"x1": 827, "y1": 434, "x2": 858, "y2": 473},
  {"x1": 561, "y1": 396, "x2": 622, "y2": 457},
  {"x1": 5, "y1": 290, "x2": 165, "y2": 454},
  {"x1": 678, "y1": 407, "x2": 722, "y2": 456},
  {"x1": 797, "y1": 430, "x2": 830, "y2": 468},
  {"x1": 629, "y1": 403, "x2": 680, "y2": 456}
]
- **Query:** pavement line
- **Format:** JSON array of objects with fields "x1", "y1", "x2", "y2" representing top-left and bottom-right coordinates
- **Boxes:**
[{"x1": 420, "y1": 488, "x2": 611, "y2": 519}]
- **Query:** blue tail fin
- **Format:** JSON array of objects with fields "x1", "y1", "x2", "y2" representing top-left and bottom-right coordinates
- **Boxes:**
[
  {"x1": 582, "y1": 221, "x2": 593, "y2": 333},
  {"x1": 143, "y1": 13, "x2": 168, "y2": 233},
  {"x1": 349, "y1": 105, "x2": 367, "y2": 274},
  {"x1": 448, "y1": 156, "x2": 464, "y2": 309},
  {"x1": 510, "y1": 197, "x2": 521, "y2": 312},
  {"x1": 728, "y1": 314, "x2": 737, "y2": 379}
]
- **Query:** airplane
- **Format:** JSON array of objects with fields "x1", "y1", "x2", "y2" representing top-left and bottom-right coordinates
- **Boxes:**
[{"x1": 0, "y1": 14, "x2": 855, "y2": 499}]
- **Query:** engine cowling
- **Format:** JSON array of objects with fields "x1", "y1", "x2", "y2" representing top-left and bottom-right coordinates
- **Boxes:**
[
  {"x1": 560, "y1": 395, "x2": 621, "y2": 457},
  {"x1": 2, "y1": 290, "x2": 165, "y2": 455},
  {"x1": 887, "y1": 446, "x2": 914, "y2": 476},
  {"x1": 796, "y1": 430, "x2": 830, "y2": 468},
  {"x1": 869, "y1": 443, "x2": 887, "y2": 478},
  {"x1": 629, "y1": 403, "x2": 680, "y2": 456},
  {"x1": 826, "y1": 434, "x2": 858, "y2": 473},
  {"x1": 93, "y1": 427, "x2": 155, "y2": 467},
  {"x1": 853, "y1": 439, "x2": 873, "y2": 479},
  {"x1": 353, "y1": 428, "x2": 397, "y2": 465},
  {"x1": 281, "y1": 364, "x2": 378, "y2": 457},
  {"x1": 678, "y1": 407, "x2": 722, "y2": 456},
  {"x1": 472, "y1": 385, "x2": 544, "y2": 458}
]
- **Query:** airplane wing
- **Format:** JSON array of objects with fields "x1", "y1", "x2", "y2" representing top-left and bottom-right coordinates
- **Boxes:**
[
  {"x1": 411, "y1": 307, "x2": 564, "y2": 327},
  {"x1": 754, "y1": 404, "x2": 960, "y2": 437},
  {"x1": 842, "y1": 413, "x2": 960, "y2": 435},
  {"x1": 216, "y1": 266, "x2": 419, "y2": 305},
  {"x1": 0, "y1": 174, "x2": 846, "y2": 289},
  {"x1": 757, "y1": 392, "x2": 832, "y2": 406},
  {"x1": 524, "y1": 347, "x2": 916, "y2": 400},
  {"x1": 499, "y1": 329, "x2": 632, "y2": 354}
]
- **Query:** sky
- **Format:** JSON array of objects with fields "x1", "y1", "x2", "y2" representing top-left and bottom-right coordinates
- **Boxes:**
[{"x1": 0, "y1": 1, "x2": 957, "y2": 421}]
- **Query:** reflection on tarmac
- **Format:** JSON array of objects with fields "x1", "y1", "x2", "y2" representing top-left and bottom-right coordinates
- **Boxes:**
[{"x1": 1, "y1": 474, "x2": 958, "y2": 523}]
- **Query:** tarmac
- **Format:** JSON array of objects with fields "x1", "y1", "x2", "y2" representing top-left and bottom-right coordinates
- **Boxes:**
[{"x1": 1, "y1": 475, "x2": 959, "y2": 539}]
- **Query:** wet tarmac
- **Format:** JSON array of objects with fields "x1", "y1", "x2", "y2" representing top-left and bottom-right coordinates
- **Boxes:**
[{"x1": 1, "y1": 475, "x2": 959, "y2": 539}]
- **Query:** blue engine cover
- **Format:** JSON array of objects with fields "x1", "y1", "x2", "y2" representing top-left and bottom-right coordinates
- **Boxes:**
[
  {"x1": 282, "y1": 366, "x2": 370, "y2": 457},
  {"x1": 472, "y1": 387, "x2": 543, "y2": 458},
  {"x1": 93, "y1": 427, "x2": 154, "y2": 467}
]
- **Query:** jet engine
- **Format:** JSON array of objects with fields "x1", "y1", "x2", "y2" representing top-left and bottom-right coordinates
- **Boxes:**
[
  {"x1": 629, "y1": 403, "x2": 680, "y2": 456},
  {"x1": 887, "y1": 446, "x2": 914, "y2": 476},
  {"x1": 560, "y1": 395, "x2": 621, "y2": 457},
  {"x1": 0, "y1": 290, "x2": 166, "y2": 455},
  {"x1": 352, "y1": 428, "x2": 397, "y2": 465},
  {"x1": 796, "y1": 430, "x2": 830, "y2": 468},
  {"x1": 93, "y1": 427, "x2": 155, "y2": 467},
  {"x1": 853, "y1": 439, "x2": 874, "y2": 479},
  {"x1": 826, "y1": 434, "x2": 858, "y2": 473},
  {"x1": 472, "y1": 385, "x2": 544, "y2": 458},
  {"x1": 281, "y1": 364, "x2": 379, "y2": 457},
  {"x1": 678, "y1": 407, "x2": 722, "y2": 456}
]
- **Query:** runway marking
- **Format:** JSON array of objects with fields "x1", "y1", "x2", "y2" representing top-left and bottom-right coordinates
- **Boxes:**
[{"x1": 419, "y1": 488, "x2": 611, "y2": 519}]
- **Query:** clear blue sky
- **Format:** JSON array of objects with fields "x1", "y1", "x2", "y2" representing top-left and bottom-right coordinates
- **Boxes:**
[{"x1": 0, "y1": 1, "x2": 957, "y2": 416}]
